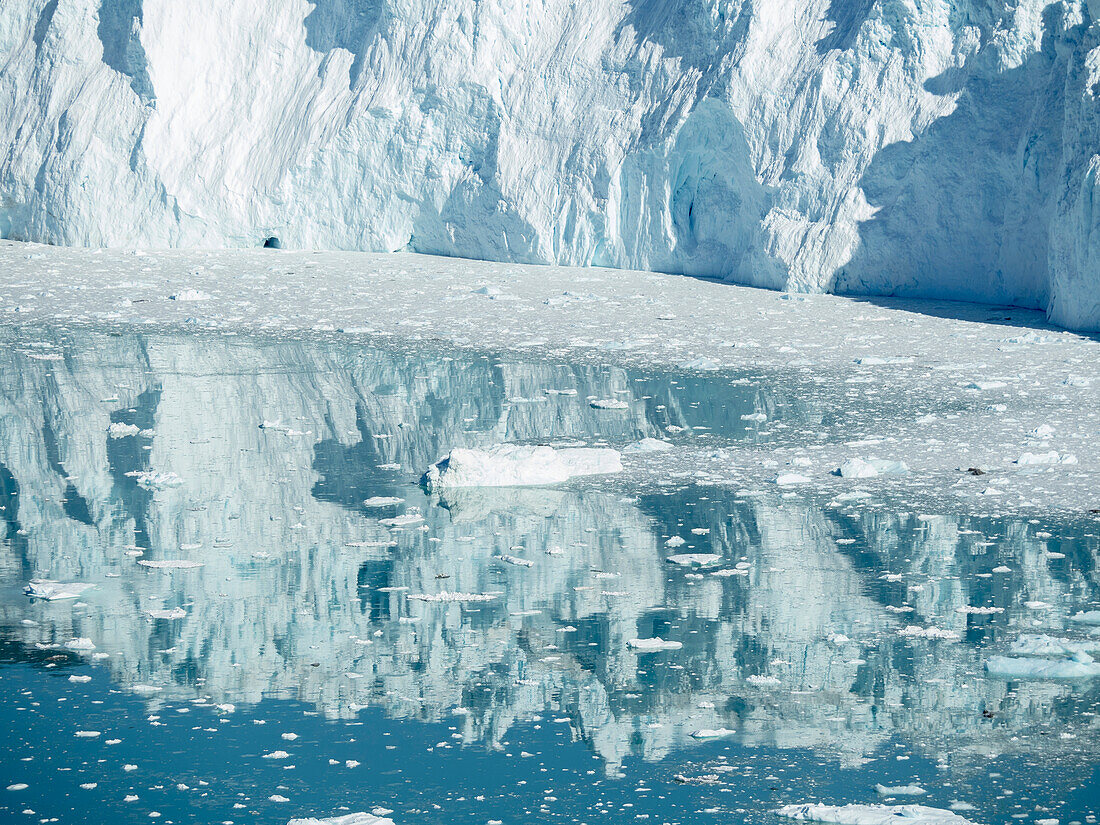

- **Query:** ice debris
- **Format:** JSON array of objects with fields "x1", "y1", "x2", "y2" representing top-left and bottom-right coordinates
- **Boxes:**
[{"x1": 24, "y1": 580, "x2": 93, "y2": 600}]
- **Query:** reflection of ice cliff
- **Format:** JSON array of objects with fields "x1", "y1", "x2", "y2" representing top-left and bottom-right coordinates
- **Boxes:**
[{"x1": 0, "y1": 331, "x2": 1096, "y2": 775}]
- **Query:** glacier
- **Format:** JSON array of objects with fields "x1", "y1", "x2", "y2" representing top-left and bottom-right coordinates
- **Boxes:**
[{"x1": 1, "y1": 0, "x2": 1100, "y2": 330}]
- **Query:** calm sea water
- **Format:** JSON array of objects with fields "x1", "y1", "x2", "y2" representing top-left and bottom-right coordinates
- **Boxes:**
[{"x1": 0, "y1": 329, "x2": 1097, "y2": 824}]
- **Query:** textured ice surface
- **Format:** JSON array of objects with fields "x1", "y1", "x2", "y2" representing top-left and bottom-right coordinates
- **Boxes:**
[
  {"x1": 424, "y1": 444, "x2": 622, "y2": 489},
  {"x1": 3, "y1": 2, "x2": 1100, "y2": 329},
  {"x1": 778, "y1": 804, "x2": 975, "y2": 825}
]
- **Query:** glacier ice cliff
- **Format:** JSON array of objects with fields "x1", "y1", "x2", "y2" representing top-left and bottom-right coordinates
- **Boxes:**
[{"x1": 1, "y1": 0, "x2": 1099, "y2": 329}]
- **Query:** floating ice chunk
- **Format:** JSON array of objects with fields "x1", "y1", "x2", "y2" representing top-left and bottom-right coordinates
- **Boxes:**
[
  {"x1": 897, "y1": 626, "x2": 959, "y2": 641},
  {"x1": 107, "y1": 422, "x2": 141, "y2": 438},
  {"x1": 362, "y1": 497, "x2": 404, "y2": 507},
  {"x1": 628, "y1": 638, "x2": 683, "y2": 652},
  {"x1": 169, "y1": 289, "x2": 211, "y2": 301},
  {"x1": 1069, "y1": 611, "x2": 1100, "y2": 625},
  {"x1": 1015, "y1": 451, "x2": 1061, "y2": 465},
  {"x1": 666, "y1": 553, "x2": 722, "y2": 567},
  {"x1": 65, "y1": 638, "x2": 96, "y2": 651},
  {"x1": 288, "y1": 813, "x2": 395, "y2": 825},
  {"x1": 424, "y1": 444, "x2": 622, "y2": 488},
  {"x1": 875, "y1": 785, "x2": 927, "y2": 796},
  {"x1": 956, "y1": 606, "x2": 1003, "y2": 615},
  {"x1": 263, "y1": 750, "x2": 290, "y2": 759},
  {"x1": 622, "y1": 438, "x2": 673, "y2": 454},
  {"x1": 690, "y1": 728, "x2": 736, "y2": 739},
  {"x1": 69, "y1": 674, "x2": 91, "y2": 683},
  {"x1": 144, "y1": 607, "x2": 187, "y2": 620},
  {"x1": 665, "y1": 536, "x2": 686, "y2": 547},
  {"x1": 986, "y1": 654, "x2": 1100, "y2": 679},
  {"x1": 967, "y1": 381, "x2": 1007, "y2": 390},
  {"x1": 379, "y1": 512, "x2": 424, "y2": 528},
  {"x1": 838, "y1": 458, "x2": 910, "y2": 478},
  {"x1": 777, "y1": 803, "x2": 975, "y2": 825},
  {"x1": 1028, "y1": 424, "x2": 1056, "y2": 439},
  {"x1": 836, "y1": 459, "x2": 877, "y2": 479},
  {"x1": 124, "y1": 470, "x2": 183, "y2": 489},
  {"x1": 24, "y1": 580, "x2": 93, "y2": 600},
  {"x1": 741, "y1": 412, "x2": 768, "y2": 422},
  {"x1": 407, "y1": 592, "x2": 498, "y2": 603},
  {"x1": 589, "y1": 398, "x2": 629, "y2": 410},
  {"x1": 6, "y1": 783, "x2": 28, "y2": 791},
  {"x1": 137, "y1": 559, "x2": 203, "y2": 569},
  {"x1": 854, "y1": 356, "x2": 915, "y2": 366},
  {"x1": 499, "y1": 554, "x2": 534, "y2": 567},
  {"x1": 746, "y1": 675, "x2": 781, "y2": 687}
]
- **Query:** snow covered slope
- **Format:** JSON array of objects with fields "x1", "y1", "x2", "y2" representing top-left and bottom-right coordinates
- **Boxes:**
[{"x1": 2, "y1": 1, "x2": 1099, "y2": 329}]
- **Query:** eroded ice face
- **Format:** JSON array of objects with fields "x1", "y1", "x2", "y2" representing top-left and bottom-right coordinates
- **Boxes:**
[{"x1": 0, "y1": 328, "x2": 1097, "y2": 825}]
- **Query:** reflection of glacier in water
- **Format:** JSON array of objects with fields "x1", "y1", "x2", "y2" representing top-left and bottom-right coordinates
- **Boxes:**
[{"x1": 1, "y1": 329, "x2": 1098, "y2": 822}]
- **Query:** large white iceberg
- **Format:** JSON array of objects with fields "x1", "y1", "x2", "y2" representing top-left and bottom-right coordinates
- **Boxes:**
[
  {"x1": 424, "y1": 444, "x2": 622, "y2": 489},
  {"x1": 3, "y1": 1, "x2": 1100, "y2": 331},
  {"x1": 777, "y1": 803, "x2": 976, "y2": 825}
]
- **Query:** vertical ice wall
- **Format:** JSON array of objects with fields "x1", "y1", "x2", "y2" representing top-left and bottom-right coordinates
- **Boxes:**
[{"x1": 1, "y1": 0, "x2": 1098, "y2": 330}]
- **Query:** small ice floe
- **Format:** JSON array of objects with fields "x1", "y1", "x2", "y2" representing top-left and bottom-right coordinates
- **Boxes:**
[
  {"x1": 875, "y1": 784, "x2": 927, "y2": 796},
  {"x1": 666, "y1": 553, "x2": 722, "y2": 567},
  {"x1": 956, "y1": 606, "x2": 1003, "y2": 615},
  {"x1": 1028, "y1": 424, "x2": 1056, "y2": 439},
  {"x1": 287, "y1": 813, "x2": 395, "y2": 825},
  {"x1": 666, "y1": 536, "x2": 687, "y2": 547},
  {"x1": 124, "y1": 470, "x2": 183, "y2": 489},
  {"x1": 144, "y1": 607, "x2": 187, "y2": 620},
  {"x1": 69, "y1": 674, "x2": 91, "y2": 683},
  {"x1": 746, "y1": 675, "x2": 781, "y2": 687},
  {"x1": 1015, "y1": 451, "x2": 1076, "y2": 466},
  {"x1": 623, "y1": 438, "x2": 673, "y2": 454},
  {"x1": 137, "y1": 559, "x2": 203, "y2": 569},
  {"x1": 262, "y1": 750, "x2": 290, "y2": 759},
  {"x1": 362, "y1": 496, "x2": 404, "y2": 507},
  {"x1": 854, "y1": 356, "x2": 915, "y2": 366},
  {"x1": 107, "y1": 422, "x2": 141, "y2": 438},
  {"x1": 777, "y1": 803, "x2": 975, "y2": 825},
  {"x1": 966, "y1": 380, "x2": 1007, "y2": 390},
  {"x1": 589, "y1": 398, "x2": 629, "y2": 410},
  {"x1": 835, "y1": 459, "x2": 909, "y2": 479},
  {"x1": 379, "y1": 511, "x2": 424, "y2": 528},
  {"x1": 628, "y1": 638, "x2": 683, "y2": 652},
  {"x1": 424, "y1": 444, "x2": 622, "y2": 488},
  {"x1": 897, "y1": 626, "x2": 960, "y2": 641},
  {"x1": 690, "y1": 728, "x2": 736, "y2": 740},
  {"x1": 498, "y1": 554, "x2": 534, "y2": 568},
  {"x1": 168, "y1": 289, "x2": 211, "y2": 301},
  {"x1": 65, "y1": 638, "x2": 96, "y2": 651},
  {"x1": 1069, "y1": 610, "x2": 1100, "y2": 625},
  {"x1": 24, "y1": 580, "x2": 93, "y2": 600},
  {"x1": 407, "y1": 592, "x2": 497, "y2": 603},
  {"x1": 775, "y1": 473, "x2": 811, "y2": 485},
  {"x1": 741, "y1": 412, "x2": 768, "y2": 422}
]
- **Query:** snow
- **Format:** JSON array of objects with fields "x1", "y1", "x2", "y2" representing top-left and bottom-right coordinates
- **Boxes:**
[
  {"x1": 424, "y1": 444, "x2": 622, "y2": 489},
  {"x1": 777, "y1": 804, "x2": 976, "y2": 825},
  {"x1": 4, "y1": 1, "x2": 1100, "y2": 331}
]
